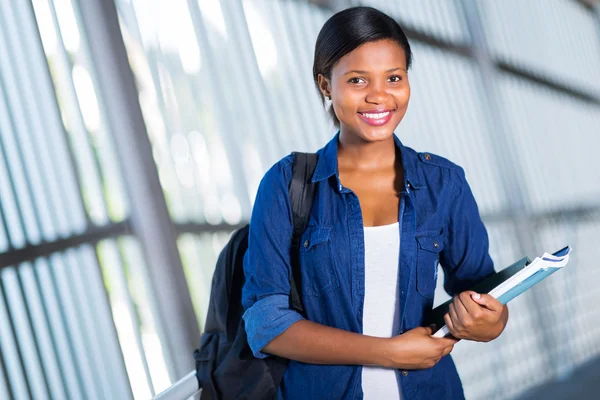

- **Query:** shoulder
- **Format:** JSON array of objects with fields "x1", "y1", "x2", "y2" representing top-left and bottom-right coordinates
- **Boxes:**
[
  {"x1": 251, "y1": 154, "x2": 295, "y2": 221},
  {"x1": 410, "y1": 147, "x2": 466, "y2": 179},
  {"x1": 403, "y1": 146, "x2": 467, "y2": 191},
  {"x1": 415, "y1": 150, "x2": 462, "y2": 172},
  {"x1": 260, "y1": 154, "x2": 294, "y2": 189}
]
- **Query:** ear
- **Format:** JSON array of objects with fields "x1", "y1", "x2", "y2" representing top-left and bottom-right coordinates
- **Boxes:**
[{"x1": 317, "y1": 74, "x2": 332, "y2": 100}]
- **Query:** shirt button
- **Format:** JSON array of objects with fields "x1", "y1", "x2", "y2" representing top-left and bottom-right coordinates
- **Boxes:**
[
  {"x1": 303, "y1": 240, "x2": 309, "y2": 248},
  {"x1": 433, "y1": 241, "x2": 439, "y2": 248},
  {"x1": 402, "y1": 370, "x2": 408, "y2": 377},
  {"x1": 424, "y1": 153, "x2": 431, "y2": 161}
]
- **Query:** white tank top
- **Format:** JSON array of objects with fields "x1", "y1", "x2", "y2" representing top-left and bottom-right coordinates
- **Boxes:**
[{"x1": 361, "y1": 222, "x2": 402, "y2": 400}]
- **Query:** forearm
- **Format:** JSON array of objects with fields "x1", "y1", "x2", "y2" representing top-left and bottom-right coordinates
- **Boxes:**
[{"x1": 262, "y1": 319, "x2": 390, "y2": 366}]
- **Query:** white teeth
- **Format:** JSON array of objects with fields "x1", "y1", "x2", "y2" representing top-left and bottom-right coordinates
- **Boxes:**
[{"x1": 363, "y1": 111, "x2": 390, "y2": 119}]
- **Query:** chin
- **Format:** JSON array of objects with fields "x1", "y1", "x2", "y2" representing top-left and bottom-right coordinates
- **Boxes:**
[
  {"x1": 339, "y1": 118, "x2": 401, "y2": 143},
  {"x1": 358, "y1": 121, "x2": 399, "y2": 142},
  {"x1": 359, "y1": 129, "x2": 393, "y2": 142}
]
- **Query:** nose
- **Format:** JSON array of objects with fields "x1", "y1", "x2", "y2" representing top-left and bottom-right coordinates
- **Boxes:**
[{"x1": 365, "y1": 81, "x2": 389, "y2": 104}]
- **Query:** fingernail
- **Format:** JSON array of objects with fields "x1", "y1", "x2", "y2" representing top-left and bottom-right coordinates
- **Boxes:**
[{"x1": 472, "y1": 293, "x2": 481, "y2": 300}]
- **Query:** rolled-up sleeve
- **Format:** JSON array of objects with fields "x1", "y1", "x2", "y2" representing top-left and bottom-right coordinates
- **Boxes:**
[
  {"x1": 440, "y1": 166, "x2": 495, "y2": 296},
  {"x1": 242, "y1": 156, "x2": 305, "y2": 358}
]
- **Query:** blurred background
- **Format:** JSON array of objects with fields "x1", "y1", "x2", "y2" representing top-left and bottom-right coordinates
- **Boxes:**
[{"x1": 0, "y1": 0, "x2": 599, "y2": 399}]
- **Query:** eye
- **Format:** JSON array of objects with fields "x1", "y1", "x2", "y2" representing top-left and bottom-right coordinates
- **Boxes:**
[
  {"x1": 388, "y1": 75, "x2": 403, "y2": 83},
  {"x1": 348, "y1": 77, "x2": 365, "y2": 84}
]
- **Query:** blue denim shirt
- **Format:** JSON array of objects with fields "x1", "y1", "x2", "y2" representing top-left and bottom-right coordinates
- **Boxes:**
[{"x1": 242, "y1": 132, "x2": 494, "y2": 399}]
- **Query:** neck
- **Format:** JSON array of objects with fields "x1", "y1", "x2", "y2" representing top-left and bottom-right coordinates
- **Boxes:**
[{"x1": 338, "y1": 130, "x2": 397, "y2": 171}]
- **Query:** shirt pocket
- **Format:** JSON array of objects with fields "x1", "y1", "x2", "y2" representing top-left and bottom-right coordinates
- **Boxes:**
[
  {"x1": 298, "y1": 226, "x2": 340, "y2": 297},
  {"x1": 415, "y1": 232, "x2": 444, "y2": 299}
]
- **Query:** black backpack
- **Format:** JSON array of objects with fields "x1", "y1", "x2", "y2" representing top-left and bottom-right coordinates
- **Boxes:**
[{"x1": 193, "y1": 152, "x2": 318, "y2": 400}]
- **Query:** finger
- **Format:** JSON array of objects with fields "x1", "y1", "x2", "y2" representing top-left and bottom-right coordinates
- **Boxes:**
[
  {"x1": 449, "y1": 302, "x2": 460, "y2": 329},
  {"x1": 453, "y1": 296, "x2": 468, "y2": 321},
  {"x1": 458, "y1": 291, "x2": 482, "y2": 317},
  {"x1": 442, "y1": 345, "x2": 454, "y2": 356},
  {"x1": 444, "y1": 313, "x2": 457, "y2": 337},
  {"x1": 437, "y1": 334, "x2": 460, "y2": 346},
  {"x1": 455, "y1": 297, "x2": 475, "y2": 331},
  {"x1": 422, "y1": 326, "x2": 434, "y2": 335},
  {"x1": 472, "y1": 293, "x2": 503, "y2": 312}
]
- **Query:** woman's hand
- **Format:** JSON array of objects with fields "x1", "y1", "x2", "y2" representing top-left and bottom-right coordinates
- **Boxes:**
[
  {"x1": 444, "y1": 291, "x2": 509, "y2": 342},
  {"x1": 383, "y1": 327, "x2": 459, "y2": 370}
]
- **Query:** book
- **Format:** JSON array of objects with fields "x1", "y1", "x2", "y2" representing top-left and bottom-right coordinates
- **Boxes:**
[{"x1": 428, "y1": 246, "x2": 571, "y2": 338}]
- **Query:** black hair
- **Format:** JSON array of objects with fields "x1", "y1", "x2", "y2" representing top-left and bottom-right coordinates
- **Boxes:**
[{"x1": 312, "y1": 6, "x2": 413, "y2": 127}]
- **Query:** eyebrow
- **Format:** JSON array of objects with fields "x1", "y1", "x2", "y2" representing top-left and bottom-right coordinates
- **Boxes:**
[{"x1": 343, "y1": 67, "x2": 406, "y2": 76}]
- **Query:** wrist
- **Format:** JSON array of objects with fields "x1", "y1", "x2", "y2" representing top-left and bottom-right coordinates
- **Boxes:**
[{"x1": 373, "y1": 336, "x2": 402, "y2": 368}]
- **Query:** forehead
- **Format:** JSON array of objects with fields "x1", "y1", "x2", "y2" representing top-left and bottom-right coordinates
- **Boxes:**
[{"x1": 333, "y1": 39, "x2": 407, "y2": 74}]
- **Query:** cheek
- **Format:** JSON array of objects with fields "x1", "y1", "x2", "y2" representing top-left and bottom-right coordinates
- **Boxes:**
[
  {"x1": 396, "y1": 85, "x2": 411, "y2": 105},
  {"x1": 393, "y1": 89, "x2": 411, "y2": 116},
  {"x1": 333, "y1": 90, "x2": 362, "y2": 119}
]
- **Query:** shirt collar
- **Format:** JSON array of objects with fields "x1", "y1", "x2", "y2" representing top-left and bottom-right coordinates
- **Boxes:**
[{"x1": 311, "y1": 131, "x2": 424, "y2": 191}]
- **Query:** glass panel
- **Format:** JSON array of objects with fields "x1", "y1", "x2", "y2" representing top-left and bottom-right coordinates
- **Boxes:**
[
  {"x1": 119, "y1": 236, "x2": 172, "y2": 394},
  {"x1": 63, "y1": 248, "x2": 114, "y2": 398},
  {"x1": 32, "y1": 0, "x2": 109, "y2": 226},
  {"x1": 496, "y1": 75, "x2": 600, "y2": 213},
  {"x1": 35, "y1": 258, "x2": 85, "y2": 399},
  {"x1": 178, "y1": 231, "x2": 233, "y2": 329},
  {"x1": 366, "y1": 0, "x2": 470, "y2": 44},
  {"x1": 481, "y1": 0, "x2": 600, "y2": 96},
  {"x1": 2, "y1": 0, "x2": 73, "y2": 240},
  {"x1": 12, "y1": 0, "x2": 87, "y2": 236},
  {"x1": 18, "y1": 262, "x2": 67, "y2": 400},
  {"x1": 97, "y1": 238, "x2": 154, "y2": 400},
  {"x1": 0, "y1": 50, "x2": 42, "y2": 245},
  {"x1": 50, "y1": 252, "x2": 101, "y2": 399},
  {"x1": 0, "y1": 9, "x2": 57, "y2": 243},
  {"x1": 0, "y1": 268, "x2": 30, "y2": 400},
  {"x1": 1, "y1": 267, "x2": 48, "y2": 400},
  {"x1": 30, "y1": 0, "x2": 131, "y2": 225},
  {"x1": 78, "y1": 244, "x2": 133, "y2": 399},
  {"x1": 117, "y1": 0, "x2": 338, "y2": 224}
]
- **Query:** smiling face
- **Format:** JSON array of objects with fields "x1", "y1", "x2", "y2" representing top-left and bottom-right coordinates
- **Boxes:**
[{"x1": 318, "y1": 39, "x2": 410, "y2": 143}]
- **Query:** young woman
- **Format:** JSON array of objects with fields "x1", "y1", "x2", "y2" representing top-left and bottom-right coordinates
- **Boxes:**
[{"x1": 242, "y1": 6, "x2": 508, "y2": 400}]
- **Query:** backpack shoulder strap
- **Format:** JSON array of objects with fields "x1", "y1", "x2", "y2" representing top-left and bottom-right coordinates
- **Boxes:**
[{"x1": 289, "y1": 152, "x2": 319, "y2": 314}]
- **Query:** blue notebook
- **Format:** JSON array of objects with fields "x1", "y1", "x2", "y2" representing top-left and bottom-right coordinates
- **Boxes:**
[{"x1": 428, "y1": 246, "x2": 571, "y2": 338}]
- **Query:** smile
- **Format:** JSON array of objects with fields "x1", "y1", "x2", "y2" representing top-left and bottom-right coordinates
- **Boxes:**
[{"x1": 357, "y1": 110, "x2": 394, "y2": 126}]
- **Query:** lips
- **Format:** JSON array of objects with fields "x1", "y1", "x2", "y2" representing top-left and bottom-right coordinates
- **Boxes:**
[{"x1": 357, "y1": 109, "x2": 394, "y2": 126}]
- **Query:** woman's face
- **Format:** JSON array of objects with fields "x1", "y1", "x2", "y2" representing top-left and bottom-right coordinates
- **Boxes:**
[{"x1": 319, "y1": 39, "x2": 410, "y2": 143}]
